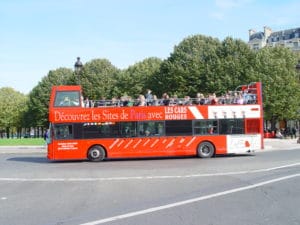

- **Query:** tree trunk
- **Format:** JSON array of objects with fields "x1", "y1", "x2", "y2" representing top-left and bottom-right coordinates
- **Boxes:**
[
  {"x1": 270, "y1": 116, "x2": 277, "y2": 131},
  {"x1": 6, "y1": 127, "x2": 10, "y2": 139}
]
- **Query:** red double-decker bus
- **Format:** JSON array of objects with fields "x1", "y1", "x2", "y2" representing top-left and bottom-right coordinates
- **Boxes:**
[{"x1": 46, "y1": 82, "x2": 264, "y2": 161}]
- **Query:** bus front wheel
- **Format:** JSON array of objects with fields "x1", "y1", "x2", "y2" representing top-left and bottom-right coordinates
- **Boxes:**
[
  {"x1": 197, "y1": 142, "x2": 215, "y2": 158},
  {"x1": 88, "y1": 145, "x2": 106, "y2": 162}
]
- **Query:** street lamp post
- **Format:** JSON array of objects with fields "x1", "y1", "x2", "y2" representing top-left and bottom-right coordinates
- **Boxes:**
[{"x1": 74, "y1": 57, "x2": 83, "y2": 84}]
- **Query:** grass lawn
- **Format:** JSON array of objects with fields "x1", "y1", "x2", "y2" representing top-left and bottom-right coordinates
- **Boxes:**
[{"x1": 0, "y1": 138, "x2": 45, "y2": 146}]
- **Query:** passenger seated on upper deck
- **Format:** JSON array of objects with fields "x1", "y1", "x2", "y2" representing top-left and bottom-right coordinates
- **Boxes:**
[
  {"x1": 135, "y1": 95, "x2": 146, "y2": 106},
  {"x1": 194, "y1": 93, "x2": 205, "y2": 105},
  {"x1": 224, "y1": 92, "x2": 231, "y2": 104},
  {"x1": 232, "y1": 92, "x2": 240, "y2": 104},
  {"x1": 152, "y1": 95, "x2": 160, "y2": 106},
  {"x1": 210, "y1": 93, "x2": 218, "y2": 105},
  {"x1": 183, "y1": 96, "x2": 192, "y2": 105},
  {"x1": 161, "y1": 93, "x2": 170, "y2": 106},
  {"x1": 111, "y1": 97, "x2": 119, "y2": 106},
  {"x1": 170, "y1": 94, "x2": 179, "y2": 105},
  {"x1": 243, "y1": 91, "x2": 256, "y2": 104},
  {"x1": 120, "y1": 96, "x2": 129, "y2": 106},
  {"x1": 127, "y1": 96, "x2": 134, "y2": 106},
  {"x1": 236, "y1": 93, "x2": 244, "y2": 104},
  {"x1": 84, "y1": 97, "x2": 91, "y2": 107},
  {"x1": 145, "y1": 89, "x2": 153, "y2": 106},
  {"x1": 218, "y1": 94, "x2": 226, "y2": 104}
]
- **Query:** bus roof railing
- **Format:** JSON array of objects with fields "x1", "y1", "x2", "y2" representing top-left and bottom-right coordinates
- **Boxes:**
[{"x1": 83, "y1": 95, "x2": 258, "y2": 108}]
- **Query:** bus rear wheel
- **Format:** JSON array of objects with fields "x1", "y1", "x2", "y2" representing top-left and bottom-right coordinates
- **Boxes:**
[
  {"x1": 197, "y1": 141, "x2": 215, "y2": 158},
  {"x1": 88, "y1": 145, "x2": 106, "y2": 162}
]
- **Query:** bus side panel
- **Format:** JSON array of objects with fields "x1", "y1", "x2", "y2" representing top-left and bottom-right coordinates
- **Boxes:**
[
  {"x1": 103, "y1": 136, "x2": 228, "y2": 158},
  {"x1": 48, "y1": 135, "x2": 230, "y2": 160},
  {"x1": 48, "y1": 140, "x2": 87, "y2": 160},
  {"x1": 104, "y1": 137, "x2": 189, "y2": 158},
  {"x1": 47, "y1": 143, "x2": 54, "y2": 160},
  {"x1": 226, "y1": 134, "x2": 262, "y2": 154}
]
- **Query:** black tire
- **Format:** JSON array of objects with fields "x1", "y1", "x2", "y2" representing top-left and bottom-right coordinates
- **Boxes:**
[
  {"x1": 197, "y1": 141, "x2": 215, "y2": 158},
  {"x1": 87, "y1": 145, "x2": 106, "y2": 162}
]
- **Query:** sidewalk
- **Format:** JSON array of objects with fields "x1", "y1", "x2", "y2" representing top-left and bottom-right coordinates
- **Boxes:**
[
  {"x1": 263, "y1": 138, "x2": 300, "y2": 151},
  {"x1": 0, "y1": 145, "x2": 46, "y2": 154}
]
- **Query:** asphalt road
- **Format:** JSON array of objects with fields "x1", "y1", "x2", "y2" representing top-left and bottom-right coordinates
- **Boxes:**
[{"x1": 0, "y1": 147, "x2": 300, "y2": 225}]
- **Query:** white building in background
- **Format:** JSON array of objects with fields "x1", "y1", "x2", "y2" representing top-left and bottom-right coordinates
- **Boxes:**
[{"x1": 248, "y1": 26, "x2": 300, "y2": 52}]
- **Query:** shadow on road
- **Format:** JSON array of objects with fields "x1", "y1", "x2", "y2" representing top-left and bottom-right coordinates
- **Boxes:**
[
  {"x1": 6, "y1": 154, "x2": 254, "y2": 164},
  {"x1": 6, "y1": 156, "x2": 88, "y2": 164},
  {"x1": 7, "y1": 156, "x2": 49, "y2": 164}
]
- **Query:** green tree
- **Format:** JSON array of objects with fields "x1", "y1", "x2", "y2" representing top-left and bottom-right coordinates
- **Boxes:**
[
  {"x1": 150, "y1": 35, "x2": 257, "y2": 97},
  {"x1": 254, "y1": 46, "x2": 300, "y2": 129},
  {"x1": 155, "y1": 35, "x2": 222, "y2": 97},
  {"x1": 119, "y1": 57, "x2": 163, "y2": 98},
  {"x1": 151, "y1": 35, "x2": 225, "y2": 97},
  {"x1": 0, "y1": 87, "x2": 27, "y2": 138},
  {"x1": 79, "y1": 59, "x2": 120, "y2": 99},
  {"x1": 25, "y1": 68, "x2": 73, "y2": 131},
  {"x1": 217, "y1": 37, "x2": 257, "y2": 92}
]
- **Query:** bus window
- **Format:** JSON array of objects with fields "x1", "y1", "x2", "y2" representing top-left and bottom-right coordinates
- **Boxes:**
[
  {"x1": 193, "y1": 120, "x2": 218, "y2": 135},
  {"x1": 54, "y1": 91, "x2": 81, "y2": 107},
  {"x1": 165, "y1": 120, "x2": 192, "y2": 136},
  {"x1": 120, "y1": 122, "x2": 137, "y2": 137},
  {"x1": 83, "y1": 122, "x2": 119, "y2": 138},
  {"x1": 219, "y1": 119, "x2": 244, "y2": 134},
  {"x1": 137, "y1": 121, "x2": 165, "y2": 137},
  {"x1": 54, "y1": 124, "x2": 73, "y2": 139}
]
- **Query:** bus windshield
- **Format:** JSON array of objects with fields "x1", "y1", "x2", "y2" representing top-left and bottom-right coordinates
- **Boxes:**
[{"x1": 54, "y1": 91, "x2": 81, "y2": 107}]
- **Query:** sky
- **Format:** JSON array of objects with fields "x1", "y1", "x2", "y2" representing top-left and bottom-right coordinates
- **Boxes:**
[{"x1": 1, "y1": 0, "x2": 300, "y2": 94}]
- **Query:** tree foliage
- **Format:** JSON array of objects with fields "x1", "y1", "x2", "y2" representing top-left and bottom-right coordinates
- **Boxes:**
[
  {"x1": 254, "y1": 46, "x2": 300, "y2": 128},
  {"x1": 25, "y1": 68, "x2": 73, "y2": 128},
  {"x1": 218, "y1": 37, "x2": 257, "y2": 91},
  {"x1": 149, "y1": 35, "x2": 256, "y2": 97},
  {"x1": 78, "y1": 59, "x2": 120, "y2": 99},
  {"x1": 119, "y1": 57, "x2": 163, "y2": 98},
  {"x1": 0, "y1": 87, "x2": 27, "y2": 138},
  {"x1": 150, "y1": 35, "x2": 222, "y2": 97}
]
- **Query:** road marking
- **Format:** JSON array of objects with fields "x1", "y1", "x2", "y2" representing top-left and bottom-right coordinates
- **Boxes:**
[
  {"x1": 80, "y1": 173, "x2": 300, "y2": 225},
  {"x1": 0, "y1": 162, "x2": 299, "y2": 182},
  {"x1": 1, "y1": 197, "x2": 7, "y2": 200}
]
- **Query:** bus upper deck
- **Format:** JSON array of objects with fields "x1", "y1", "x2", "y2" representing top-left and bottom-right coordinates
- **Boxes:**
[{"x1": 53, "y1": 82, "x2": 260, "y2": 109}]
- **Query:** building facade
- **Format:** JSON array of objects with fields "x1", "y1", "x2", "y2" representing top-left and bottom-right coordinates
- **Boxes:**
[{"x1": 248, "y1": 26, "x2": 300, "y2": 52}]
